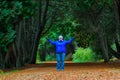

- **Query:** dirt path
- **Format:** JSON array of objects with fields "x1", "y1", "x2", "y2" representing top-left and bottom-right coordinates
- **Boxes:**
[{"x1": 1, "y1": 61, "x2": 120, "y2": 80}]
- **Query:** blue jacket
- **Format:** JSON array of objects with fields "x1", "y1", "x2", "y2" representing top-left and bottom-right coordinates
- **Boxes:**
[{"x1": 47, "y1": 38, "x2": 74, "y2": 53}]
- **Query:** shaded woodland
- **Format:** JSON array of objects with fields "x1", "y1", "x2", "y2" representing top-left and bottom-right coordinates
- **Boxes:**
[{"x1": 0, "y1": 0, "x2": 120, "y2": 69}]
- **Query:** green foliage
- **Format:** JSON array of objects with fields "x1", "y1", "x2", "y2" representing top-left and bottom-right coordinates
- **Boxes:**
[
  {"x1": 39, "y1": 19, "x2": 77, "y2": 52},
  {"x1": 0, "y1": 0, "x2": 36, "y2": 53},
  {"x1": 45, "y1": 54, "x2": 56, "y2": 61},
  {"x1": 36, "y1": 53, "x2": 40, "y2": 64},
  {"x1": 111, "y1": 43, "x2": 117, "y2": 51},
  {"x1": 0, "y1": 0, "x2": 36, "y2": 31},
  {"x1": 46, "y1": 19, "x2": 78, "y2": 40},
  {"x1": 0, "y1": 26, "x2": 16, "y2": 52},
  {"x1": 0, "y1": 70, "x2": 19, "y2": 76},
  {"x1": 72, "y1": 0, "x2": 116, "y2": 61},
  {"x1": 37, "y1": 0, "x2": 116, "y2": 63},
  {"x1": 73, "y1": 0, "x2": 115, "y2": 31},
  {"x1": 72, "y1": 47, "x2": 96, "y2": 63},
  {"x1": 74, "y1": 30, "x2": 92, "y2": 48}
]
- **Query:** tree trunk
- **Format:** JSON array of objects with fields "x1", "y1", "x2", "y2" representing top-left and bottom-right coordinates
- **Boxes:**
[
  {"x1": 98, "y1": 33, "x2": 109, "y2": 63},
  {"x1": 30, "y1": 0, "x2": 49, "y2": 64}
]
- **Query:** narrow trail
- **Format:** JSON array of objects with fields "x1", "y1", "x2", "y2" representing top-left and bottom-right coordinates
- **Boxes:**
[{"x1": 1, "y1": 61, "x2": 120, "y2": 80}]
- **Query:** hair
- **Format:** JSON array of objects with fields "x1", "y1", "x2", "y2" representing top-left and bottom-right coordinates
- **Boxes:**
[{"x1": 58, "y1": 35, "x2": 63, "y2": 39}]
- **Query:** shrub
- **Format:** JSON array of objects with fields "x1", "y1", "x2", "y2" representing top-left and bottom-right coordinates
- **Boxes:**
[
  {"x1": 72, "y1": 47, "x2": 95, "y2": 63},
  {"x1": 45, "y1": 54, "x2": 56, "y2": 61}
]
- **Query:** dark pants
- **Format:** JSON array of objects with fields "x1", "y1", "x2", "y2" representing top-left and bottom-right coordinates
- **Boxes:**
[{"x1": 56, "y1": 52, "x2": 66, "y2": 70}]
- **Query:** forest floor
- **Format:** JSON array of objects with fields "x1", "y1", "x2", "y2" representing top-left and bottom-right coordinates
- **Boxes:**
[{"x1": 1, "y1": 61, "x2": 120, "y2": 80}]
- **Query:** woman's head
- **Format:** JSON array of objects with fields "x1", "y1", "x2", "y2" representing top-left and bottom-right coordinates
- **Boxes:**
[{"x1": 58, "y1": 35, "x2": 63, "y2": 41}]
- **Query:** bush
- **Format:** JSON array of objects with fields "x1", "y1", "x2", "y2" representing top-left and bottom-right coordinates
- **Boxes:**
[
  {"x1": 72, "y1": 47, "x2": 95, "y2": 63},
  {"x1": 45, "y1": 54, "x2": 56, "y2": 61}
]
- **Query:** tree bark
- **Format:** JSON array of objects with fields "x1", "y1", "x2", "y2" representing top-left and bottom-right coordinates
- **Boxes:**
[
  {"x1": 30, "y1": 0, "x2": 49, "y2": 64},
  {"x1": 98, "y1": 32, "x2": 109, "y2": 63}
]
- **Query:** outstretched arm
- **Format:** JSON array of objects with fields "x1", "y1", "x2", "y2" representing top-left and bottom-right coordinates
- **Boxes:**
[
  {"x1": 46, "y1": 38, "x2": 56, "y2": 45},
  {"x1": 65, "y1": 37, "x2": 74, "y2": 44}
]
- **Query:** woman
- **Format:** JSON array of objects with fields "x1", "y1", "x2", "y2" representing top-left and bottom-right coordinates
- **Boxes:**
[{"x1": 46, "y1": 35, "x2": 74, "y2": 71}]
